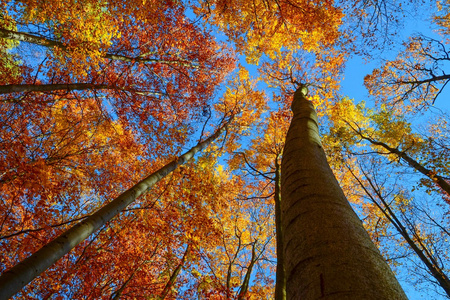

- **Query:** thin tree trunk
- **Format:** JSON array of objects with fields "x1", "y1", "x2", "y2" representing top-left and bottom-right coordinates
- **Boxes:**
[
  {"x1": 0, "y1": 83, "x2": 164, "y2": 97},
  {"x1": 0, "y1": 83, "x2": 111, "y2": 95},
  {"x1": 355, "y1": 130, "x2": 450, "y2": 197},
  {"x1": 111, "y1": 242, "x2": 161, "y2": 299},
  {"x1": 111, "y1": 268, "x2": 139, "y2": 300},
  {"x1": 0, "y1": 118, "x2": 232, "y2": 299},
  {"x1": 158, "y1": 244, "x2": 191, "y2": 300},
  {"x1": 237, "y1": 243, "x2": 257, "y2": 300},
  {"x1": 0, "y1": 28, "x2": 198, "y2": 68},
  {"x1": 352, "y1": 168, "x2": 450, "y2": 297},
  {"x1": 274, "y1": 155, "x2": 286, "y2": 300},
  {"x1": 280, "y1": 87, "x2": 407, "y2": 299}
]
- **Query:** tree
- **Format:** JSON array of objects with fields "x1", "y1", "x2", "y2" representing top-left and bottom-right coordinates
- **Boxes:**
[
  {"x1": 0, "y1": 116, "x2": 233, "y2": 299},
  {"x1": 352, "y1": 165, "x2": 450, "y2": 297},
  {"x1": 324, "y1": 95, "x2": 450, "y2": 296},
  {"x1": 192, "y1": 0, "x2": 343, "y2": 64},
  {"x1": 228, "y1": 110, "x2": 289, "y2": 300},
  {"x1": 281, "y1": 86, "x2": 407, "y2": 298},
  {"x1": 1, "y1": 0, "x2": 447, "y2": 298}
]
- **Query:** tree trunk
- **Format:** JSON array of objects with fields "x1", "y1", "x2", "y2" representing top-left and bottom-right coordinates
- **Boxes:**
[
  {"x1": 237, "y1": 243, "x2": 257, "y2": 300},
  {"x1": 0, "y1": 83, "x2": 164, "y2": 97},
  {"x1": 356, "y1": 132, "x2": 450, "y2": 197},
  {"x1": 280, "y1": 87, "x2": 407, "y2": 299},
  {"x1": 274, "y1": 156, "x2": 286, "y2": 300},
  {"x1": 158, "y1": 244, "x2": 191, "y2": 300},
  {"x1": 0, "y1": 118, "x2": 232, "y2": 299},
  {"x1": 0, "y1": 28, "x2": 198, "y2": 68}
]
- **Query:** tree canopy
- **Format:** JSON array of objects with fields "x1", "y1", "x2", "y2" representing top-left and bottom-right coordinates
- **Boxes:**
[{"x1": 0, "y1": 0, "x2": 449, "y2": 299}]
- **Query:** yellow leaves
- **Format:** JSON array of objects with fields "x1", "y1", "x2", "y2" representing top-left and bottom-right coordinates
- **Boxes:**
[
  {"x1": 17, "y1": 0, "x2": 120, "y2": 75},
  {"x1": 215, "y1": 65, "x2": 268, "y2": 136},
  {"x1": 193, "y1": 0, "x2": 343, "y2": 62},
  {"x1": 191, "y1": 268, "x2": 202, "y2": 279},
  {"x1": 331, "y1": 97, "x2": 365, "y2": 124},
  {"x1": 215, "y1": 164, "x2": 229, "y2": 179}
]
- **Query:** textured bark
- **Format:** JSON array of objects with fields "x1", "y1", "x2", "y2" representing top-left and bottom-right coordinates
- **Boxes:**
[
  {"x1": 281, "y1": 87, "x2": 407, "y2": 299},
  {"x1": 274, "y1": 156, "x2": 286, "y2": 300},
  {"x1": 0, "y1": 118, "x2": 231, "y2": 299}
]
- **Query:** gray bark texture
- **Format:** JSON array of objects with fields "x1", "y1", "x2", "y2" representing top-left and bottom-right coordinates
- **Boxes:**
[
  {"x1": 0, "y1": 118, "x2": 231, "y2": 300},
  {"x1": 280, "y1": 87, "x2": 407, "y2": 299}
]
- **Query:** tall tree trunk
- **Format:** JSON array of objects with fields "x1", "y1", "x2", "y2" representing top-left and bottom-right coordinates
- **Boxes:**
[
  {"x1": 0, "y1": 28, "x2": 198, "y2": 68},
  {"x1": 274, "y1": 155, "x2": 286, "y2": 300},
  {"x1": 0, "y1": 83, "x2": 164, "y2": 97},
  {"x1": 158, "y1": 244, "x2": 191, "y2": 300},
  {"x1": 353, "y1": 130, "x2": 450, "y2": 197},
  {"x1": 0, "y1": 118, "x2": 232, "y2": 299},
  {"x1": 352, "y1": 168, "x2": 450, "y2": 297},
  {"x1": 280, "y1": 87, "x2": 407, "y2": 299}
]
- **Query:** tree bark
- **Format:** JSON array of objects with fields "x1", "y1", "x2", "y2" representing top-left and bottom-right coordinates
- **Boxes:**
[
  {"x1": 280, "y1": 87, "x2": 407, "y2": 299},
  {"x1": 0, "y1": 118, "x2": 232, "y2": 300}
]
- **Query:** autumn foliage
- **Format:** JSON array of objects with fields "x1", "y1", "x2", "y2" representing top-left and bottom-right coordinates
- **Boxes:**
[{"x1": 1, "y1": 0, "x2": 450, "y2": 298}]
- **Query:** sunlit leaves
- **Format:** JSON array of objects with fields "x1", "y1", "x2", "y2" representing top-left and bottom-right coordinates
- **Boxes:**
[
  {"x1": 364, "y1": 35, "x2": 450, "y2": 111},
  {"x1": 193, "y1": 0, "x2": 343, "y2": 64}
]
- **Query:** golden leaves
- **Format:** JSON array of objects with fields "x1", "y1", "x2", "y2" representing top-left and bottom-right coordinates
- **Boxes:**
[{"x1": 193, "y1": 0, "x2": 343, "y2": 64}]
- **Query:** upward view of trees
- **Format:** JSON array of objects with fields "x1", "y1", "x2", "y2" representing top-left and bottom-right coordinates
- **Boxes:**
[{"x1": 0, "y1": 0, "x2": 449, "y2": 299}]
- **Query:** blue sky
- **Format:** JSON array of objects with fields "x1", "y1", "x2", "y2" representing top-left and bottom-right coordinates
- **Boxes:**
[{"x1": 214, "y1": 2, "x2": 450, "y2": 298}]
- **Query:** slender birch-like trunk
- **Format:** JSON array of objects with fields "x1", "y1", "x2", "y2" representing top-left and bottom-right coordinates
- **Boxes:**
[
  {"x1": 0, "y1": 28, "x2": 198, "y2": 68},
  {"x1": 0, "y1": 83, "x2": 164, "y2": 97},
  {"x1": 281, "y1": 87, "x2": 407, "y2": 299},
  {"x1": 237, "y1": 243, "x2": 257, "y2": 300},
  {"x1": 0, "y1": 118, "x2": 231, "y2": 299},
  {"x1": 274, "y1": 156, "x2": 286, "y2": 300},
  {"x1": 158, "y1": 244, "x2": 191, "y2": 300},
  {"x1": 355, "y1": 131, "x2": 450, "y2": 197},
  {"x1": 352, "y1": 169, "x2": 450, "y2": 297}
]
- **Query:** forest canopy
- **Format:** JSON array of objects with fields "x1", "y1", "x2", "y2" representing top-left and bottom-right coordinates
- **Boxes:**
[{"x1": 0, "y1": 0, "x2": 450, "y2": 299}]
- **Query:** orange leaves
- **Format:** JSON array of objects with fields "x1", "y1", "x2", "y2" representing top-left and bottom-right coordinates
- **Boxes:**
[
  {"x1": 364, "y1": 35, "x2": 449, "y2": 112},
  {"x1": 194, "y1": 0, "x2": 343, "y2": 64},
  {"x1": 435, "y1": 0, "x2": 450, "y2": 39},
  {"x1": 259, "y1": 46, "x2": 346, "y2": 115},
  {"x1": 19, "y1": 0, "x2": 119, "y2": 71}
]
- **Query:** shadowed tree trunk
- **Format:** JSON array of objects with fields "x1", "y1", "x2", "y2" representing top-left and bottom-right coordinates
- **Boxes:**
[
  {"x1": 280, "y1": 87, "x2": 407, "y2": 299},
  {"x1": 0, "y1": 117, "x2": 232, "y2": 300},
  {"x1": 237, "y1": 242, "x2": 257, "y2": 300},
  {"x1": 158, "y1": 244, "x2": 191, "y2": 300},
  {"x1": 350, "y1": 127, "x2": 450, "y2": 197},
  {"x1": 0, "y1": 83, "x2": 165, "y2": 97},
  {"x1": 274, "y1": 155, "x2": 286, "y2": 300}
]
